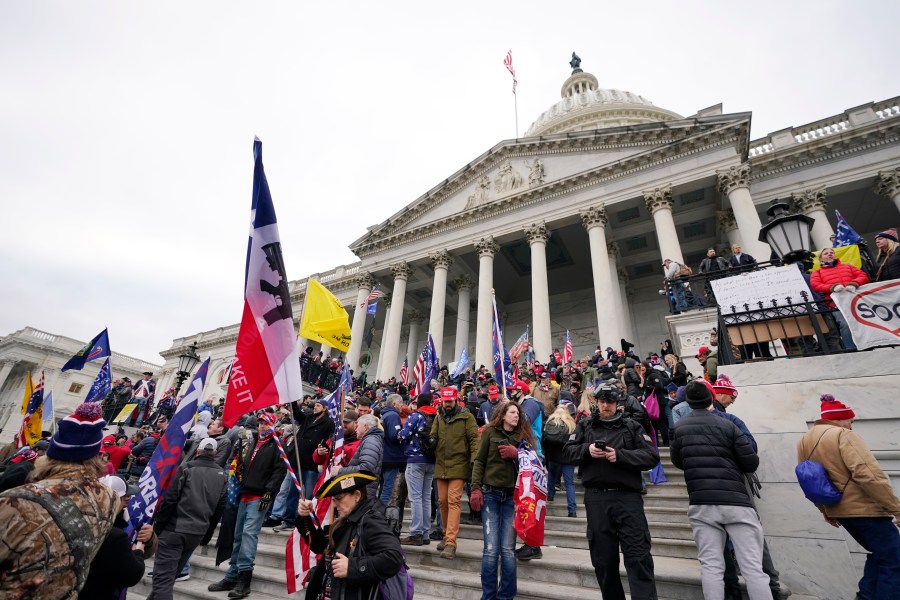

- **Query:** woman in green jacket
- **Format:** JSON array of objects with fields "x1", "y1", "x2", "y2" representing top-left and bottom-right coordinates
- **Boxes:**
[{"x1": 470, "y1": 402, "x2": 536, "y2": 600}]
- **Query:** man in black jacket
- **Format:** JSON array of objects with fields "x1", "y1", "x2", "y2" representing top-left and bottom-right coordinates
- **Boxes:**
[
  {"x1": 563, "y1": 385, "x2": 660, "y2": 600},
  {"x1": 208, "y1": 412, "x2": 286, "y2": 598},
  {"x1": 151, "y1": 438, "x2": 227, "y2": 599},
  {"x1": 727, "y1": 244, "x2": 757, "y2": 271},
  {"x1": 670, "y1": 381, "x2": 770, "y2": 600}
]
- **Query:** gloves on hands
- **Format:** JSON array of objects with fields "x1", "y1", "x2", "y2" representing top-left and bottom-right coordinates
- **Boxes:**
[
  {"x1": 469, "y1": 487, "x2": 484, "y2": 512},
  {"x1": 498, "y1": 443, "x2": 518, "y2": 460},
  {"x1": 831, "y1": 284, "x2": 846, "y2": 293},
  {"x1": 259, "y1": 492, "x2": 272, "y2": 512}
]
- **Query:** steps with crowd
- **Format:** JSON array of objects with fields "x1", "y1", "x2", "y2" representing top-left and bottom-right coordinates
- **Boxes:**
[{"x1": 129, "y1": 448, "x2": 788, "y2": 600}]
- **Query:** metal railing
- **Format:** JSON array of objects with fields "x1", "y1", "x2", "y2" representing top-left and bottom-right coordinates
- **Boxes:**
[
  {"x1": 716, "y1": 292, "x2": 854, "y2": 364},
  {"x1": 662, "y1": 261, "x2": 781, "y2": 315}
]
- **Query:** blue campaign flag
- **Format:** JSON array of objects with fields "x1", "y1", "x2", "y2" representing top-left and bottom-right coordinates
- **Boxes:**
[
  {"x1": 84, "y1": 358, "x2": 111, "y2": 403},
  {"x1": 834, "y1": 210, "x2": 862, "y2": 247},
  {"x1": 366, "y1": 301, "x2": 377, "y2": 315},
  {"x1": 127, "y1": 357, "x2": 210, "y2": 539},
  {"x1": 451, "y1": 348, "x2": 470, "y2": 378},
  {"x1": 491, "y1": 304, "x2": 515, "y2": 388},
  {"x1": 62, "y1": 328, "x2": 111, "y2": 372}
]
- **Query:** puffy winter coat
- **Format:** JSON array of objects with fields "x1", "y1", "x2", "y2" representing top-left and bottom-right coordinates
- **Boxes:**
[
  {"x1": 874, "y1": 249, "x2": 900, "y2": 282},
  {"x1": 430, "y1": 405, "x2": 478, "y2": 480},
  {"x1": 337, "y1": 428, "x2": 384, "y2": 498},
  {"x1": 797, "y1": 421, "x2": 900, "y2": 518},
  {"x1": 379, "y1": 405, "x2": 407, "y2": 465},
  {"x1": 295, "y1": 412, "x2": 335, "y2": 471},
  {"x1": 809, "y1": 260, "x2": 870, "y2": 306},
  {"x1": 670, "y1": 409, "x2": 759, "y2": 507}
]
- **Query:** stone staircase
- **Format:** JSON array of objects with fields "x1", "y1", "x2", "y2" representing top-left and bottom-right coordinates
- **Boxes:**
[{"x1": 129, "y1": 448, "x2": 784, "y2": 599}]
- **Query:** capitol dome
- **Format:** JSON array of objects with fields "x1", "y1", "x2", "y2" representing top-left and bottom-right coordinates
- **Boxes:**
[{"x1": 524, "y1": 60, "x2": 683, "y2": 137}]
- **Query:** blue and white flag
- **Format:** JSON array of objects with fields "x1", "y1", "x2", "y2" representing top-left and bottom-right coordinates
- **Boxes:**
[
  {"x1": 42, "y1": 391, "x2": 54, "y2": 427},
  {"x1": 127, "y1": 357, "x2": 210, "y2": 539},
  {"x1": 412, "y1": 334, "x2": 439, "y2": 396},
  {"x1": 84, "y1": 358, "x2": 111, "y2": 403},
  {"x1": 491, "y1": 297, "x2": 515, "y2": 389},
  {"x1": 62, "y1": 328, "x2": 111, "y2": 372},
  {"x1": 451, "y1": 348, "x2": 470, "y2": 378},
  {"x1": 834, "y1": 210, "x2": 862, "y2": 247}
]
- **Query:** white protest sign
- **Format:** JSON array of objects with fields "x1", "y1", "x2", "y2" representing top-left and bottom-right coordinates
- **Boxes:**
[
  {"x1": 710, "y1": 266, "x2": 812, "y2": 313},
  {"x1": 831, "y1": 280, "x2": 900, "y2": 350}
]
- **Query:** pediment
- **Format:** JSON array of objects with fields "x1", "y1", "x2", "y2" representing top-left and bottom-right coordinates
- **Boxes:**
[{"x1": 350, "y1": 114, "x2": 750, "y2": 256}]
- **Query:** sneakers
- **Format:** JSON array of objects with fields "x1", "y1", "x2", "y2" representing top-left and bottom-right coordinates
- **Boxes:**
[
  {"x1": 516, "y1": 545, "x2": 543, "y2": 561},
  {"x1": 429, "y1": 530, "x2": 443, "y2": 541},
  {"x1": 262, "y1": 517, "x2": 281, "y2": 527},
  {"x1": 399, "y1": 535, "x2": 423, "y2": 546},
  {"x1": 273, "y1": 521, "x2": 294, "y2": 532},
  {"x1": 175, "y1": 573, "x2": 190, "y2": 582},
  {"x1": 439, "y1": 545, "x2": 457, "y2": 560},
  {"x1": 547, "y1": 496, "x2": 555, "y2": 503},
  {"x1": 421, "y1": 535, "x2": 430, "y2": 545}
]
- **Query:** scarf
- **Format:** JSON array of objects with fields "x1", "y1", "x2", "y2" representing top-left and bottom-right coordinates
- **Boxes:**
[{"x1": 249, "y1": 429, "x2": 274, "y2": 464}]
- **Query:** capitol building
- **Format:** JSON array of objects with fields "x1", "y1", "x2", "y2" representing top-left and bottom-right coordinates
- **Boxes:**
[{"x1": 2, "y1": 58, "x2": 899, "y2": 413}]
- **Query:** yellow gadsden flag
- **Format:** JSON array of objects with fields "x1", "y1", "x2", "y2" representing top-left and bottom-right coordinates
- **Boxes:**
[{"x1": 299, "y1": 278, "x2": 351, "y2": 352}]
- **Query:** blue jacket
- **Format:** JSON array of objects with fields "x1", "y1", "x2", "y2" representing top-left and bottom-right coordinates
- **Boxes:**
[
  {"x1": 397, "y1": 407, "x2": 437, "y2": 464},
  {"x1": 520, "y1": 396, "x2": 544, "y2": 457},
  {"x1": 478, "y1": 399, "x2": 500, "y2": 426},
  {"x1": 379, "y1": 405, "x2": 407, "y2": 465},
  {"x1": 712, "y1": 410, "x2": 757, "y2": 452}
]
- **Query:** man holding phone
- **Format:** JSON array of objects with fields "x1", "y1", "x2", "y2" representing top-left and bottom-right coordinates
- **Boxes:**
[{"x1": 563, "y1": 384, "x2": 660, "y2": 600}]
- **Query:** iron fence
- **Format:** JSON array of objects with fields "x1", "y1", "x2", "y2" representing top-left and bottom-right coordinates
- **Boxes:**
[{"x1": 662, "y1": 261, "x2": 781, "y2": 315}]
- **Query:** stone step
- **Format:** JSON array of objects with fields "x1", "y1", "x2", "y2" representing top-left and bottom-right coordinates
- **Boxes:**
[{"x1": 455, "y1": 482, "x2": 689, "y2": 506}]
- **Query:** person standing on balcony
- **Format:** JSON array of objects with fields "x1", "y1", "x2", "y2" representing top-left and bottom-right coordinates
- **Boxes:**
[
  {"x1": 873, "y1": 228, "x2": 900, "y2": 282},
  {"x1": 699, "y1": 248, "x2": 729, "y2": 305},
  {"x1": 727, "y1": 244, "x2": 757, "y2": 272},
  {"x1": 809, "y1": 247, "x2": 870, "y2": 350}
]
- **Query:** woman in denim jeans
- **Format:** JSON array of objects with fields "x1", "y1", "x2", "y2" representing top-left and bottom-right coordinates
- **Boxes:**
[
  {"x1": 469, "y1": 402, "x2": 537, "y2": 600},
  {"x1": 544, "y1": 403, "x2": 578, "y2": 516}
]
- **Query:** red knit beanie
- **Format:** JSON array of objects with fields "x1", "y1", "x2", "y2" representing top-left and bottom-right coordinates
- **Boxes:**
[{"x1": 819, "y1": 394, "x2": 855, "y2": 420}]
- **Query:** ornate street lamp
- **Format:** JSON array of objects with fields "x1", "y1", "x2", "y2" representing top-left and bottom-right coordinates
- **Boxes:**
[
  {"x1": 173, "y1": 341, "x2": 201, "y2": 397},
  {"x1": 758, "y1": 201, "x2": 815, "y2": 265}
]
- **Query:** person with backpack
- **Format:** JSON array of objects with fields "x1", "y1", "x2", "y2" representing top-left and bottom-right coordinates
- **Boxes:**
[
  {"x1": 397, "y1": 393, "x2": 438, "y2": 546},
  {"x1": 796, "y1": 394, "x2": 900, "y2": 600},
  {"x1": 296, "y1": 471, "x2": 406, "y2": 600},
  {"x1": 470, "y1": 401, "x2": 536, "y2": 600},
  {"x1": 544, "y1": 403, "x2": 578, "y2": 517}
]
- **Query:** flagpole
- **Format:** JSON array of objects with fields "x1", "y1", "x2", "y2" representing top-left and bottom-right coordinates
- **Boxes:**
[
  {"x1": 514, "y1": 92, "x2": 519, "y2": 139},
  {"x1": 491, "y1": 289, "x2": 509, "y2": 399}
]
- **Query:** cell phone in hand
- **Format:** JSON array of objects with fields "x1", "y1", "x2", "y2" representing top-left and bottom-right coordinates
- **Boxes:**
[{"x1": 593, "y1": 441, "x2": 607, "y2": 451}]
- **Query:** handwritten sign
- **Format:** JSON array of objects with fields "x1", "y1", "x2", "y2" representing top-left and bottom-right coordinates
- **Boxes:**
[{"x1": 710, "y1": 266, "x2": 811, "y2": 313}]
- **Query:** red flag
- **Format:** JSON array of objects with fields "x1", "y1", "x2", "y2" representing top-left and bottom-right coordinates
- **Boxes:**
[
  {"x1": 503, "y1": 50, "x2": 517, "y2": 94},
  {"x1": 563, "y1": 330, "x2": 573, "y2": 364},
  {"x1": 223, "y1": 140, "x2": 303, "y2": 427},
  {"x1": 514, "y1": 442, "x2": 547, "y2": 546},
  {"x1": 400, "y1": 356, "x2": 409, "y2": 386}
]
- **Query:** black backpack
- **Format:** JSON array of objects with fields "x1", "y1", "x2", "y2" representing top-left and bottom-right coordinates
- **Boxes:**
[
  {"x1": 543, "y1": 420, "x2": 571, "y2": 445},
  {"x1": 417, "y1": 411, "x2": 437, "y2": 460}
]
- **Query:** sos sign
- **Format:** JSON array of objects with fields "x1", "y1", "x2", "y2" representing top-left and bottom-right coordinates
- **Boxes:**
[{"x1": 848, "y1": 281, "x2": 900, "y2": 338}]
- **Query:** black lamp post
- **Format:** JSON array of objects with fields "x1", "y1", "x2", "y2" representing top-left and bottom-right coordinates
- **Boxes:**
[
  {"x1": 173, "y1": 341, "x2": 201, "y2": 397},
  {"x1": 758, "y1": 201, "x2": 815, "y2": 265}
]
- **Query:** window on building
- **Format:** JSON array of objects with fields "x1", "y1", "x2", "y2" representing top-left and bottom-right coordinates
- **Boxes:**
[
  {"x1": 616, "y1": 207, "x2": 640, "y2": 222},
  {"x1": 634, "y1": 263, "x2": 656, "y2": 276},
  {"x1": 679, "y1": 189, "x2": 705, "y2": 205},
  {"x1": 68, "y1": 382, "x2": 84, "y2": 394},
  {"x1": 626, "y1": 236, "x2": 648, "y2": 252},
  {"x1": 683, "y1": 222, "x2": 707, "y2": 238}
]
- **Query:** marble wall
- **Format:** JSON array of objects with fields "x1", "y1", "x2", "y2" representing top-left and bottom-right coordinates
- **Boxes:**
[{"x1": 719, "y1": 348, "x2": 900, "y2": 599}]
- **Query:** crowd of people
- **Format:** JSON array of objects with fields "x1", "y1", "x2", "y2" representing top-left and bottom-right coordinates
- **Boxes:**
[{"x1": 1, "y1": 329, "x2": 898, "y2": 600}]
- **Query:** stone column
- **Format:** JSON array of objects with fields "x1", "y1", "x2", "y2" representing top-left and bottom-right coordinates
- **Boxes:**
[
  {"x1": 379, "y1": 264, "x2": 411, "y2": 381},
  {"x1": 474, "y1": 237, "x2": 499, "y2": 370},
  {"x1": 607, "y1": 242, "x2": 627, "y2": 344},
  {"x1": 374, "y1": 294, "x2": 392, "y2": 381},
  {"x1": 428, "y1": 250, "x2": 454, "y2": 364},
  {"x1": 581, "y1": 206, "x2": 621, "y2": 349},
  {"x1": 525, "y1": 222, "x2": 552, "y2": 360},
  {"x1": 717, "y1": 209, "x2": 745, "y2": 250},
  {"x1": 346, "y1": 273, "x2": 375, "y2": 371},
  {"x1": 453, "y1": 275, "x2": 473, "y2": 359},
  {"x1": 717, "y1": 164, "x2": 771, "y2": 259},
  {"x1": 0, "y1": 360, "x2": 17, "y2": 394},
  {"x1": 618, "y1": 268, "x2": 634, "y2": 342},
  {"x1": 875, "y1": 167, "x2": 900, "y2": 215},
  {"x1": 643, "y1": 185, "x2": 685, "y2": 264},
  {"x1": 319, "y1": 344, "x2": 333, "y2": 358},
  {"x1": 405, "y1": 309, "x2": 424, "y2": 365},
  {"x1": 792, "y1": 188, "x2": 833, "y2": 250}
]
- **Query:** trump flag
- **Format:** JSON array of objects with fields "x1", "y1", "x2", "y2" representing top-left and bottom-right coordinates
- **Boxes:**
[
  {"x1": 223, "y1": 139, "x2": 304, "y2": 427},
  {"x1": 514, "y1": 441, "x2": 548, "y2": 546}
]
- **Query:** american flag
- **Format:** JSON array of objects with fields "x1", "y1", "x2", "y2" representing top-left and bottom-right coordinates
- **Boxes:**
[
  {"x1": 287, "y1": 365, "x2": 351, "y2": 593},
  {"x1": 503, "y1": 50, "x2": 517, "y2": 94},
  {"x1": 400, "y1": 355, "x2": 409, "y2": 386},
  {"x1": 563, "y1": 330, "x2": 573, "y2": 365},
  {"x1": 360, "y1": 285, "x2": 381, "y2": 308},
  {"x1": 508, "y1": 327, "x2": 529, "y2": 364},
  {"x1": 412, "y1": 334, "x2": 438, "y2": 397}
]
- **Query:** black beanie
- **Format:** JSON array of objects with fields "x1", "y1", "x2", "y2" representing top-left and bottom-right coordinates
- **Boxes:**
[
  {"x1": 685, "y1": 380, "x2": 713, "y2": 409},
  {"x1": 416, "y1": 393, "x2": 432, "y2": 409}
]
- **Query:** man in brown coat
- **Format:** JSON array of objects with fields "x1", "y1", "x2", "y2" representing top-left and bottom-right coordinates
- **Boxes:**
[{"x1": 797, "y1": 394, "x2": 900, "y2": 600}]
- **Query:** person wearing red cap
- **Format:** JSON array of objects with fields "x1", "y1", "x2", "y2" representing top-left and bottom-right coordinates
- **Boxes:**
[
  {"x1": 797, "y1": 394, "x2": 900, "y2": 599},
  {"x1": 430, "y1": 386, "x2": 478, "y2": 560},
  {"x1": 477, "y1": 384, "x2": 503, "y2": 425}
]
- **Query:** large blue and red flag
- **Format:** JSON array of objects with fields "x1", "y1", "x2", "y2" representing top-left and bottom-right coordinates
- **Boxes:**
[
  {"x1": 62, "y1": 328, "x2": 111, "y2": 372},
  {"x1": 127, "y1": 357, "x2": 210, "y2": 538},
  {"x1": 412, "y1": 334, "x2": 438, "y2": 397},
  {"x1": 223, "y1": 139, "x2": 303, "y2": 427},
  {"x1": 85, "y1": 358, "x2": 112, "y2": 403},
  {"x1": 491, "y1": 296, "x2": 515, "y2": 390},
  {"x1": 287, "y1": 365, "x2": 352, "y2": 593}
]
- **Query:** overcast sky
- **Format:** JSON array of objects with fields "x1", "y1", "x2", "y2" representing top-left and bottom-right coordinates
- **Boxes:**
[{"x1": 1, "y1": 1, "x2": 898, "y2": 364}]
